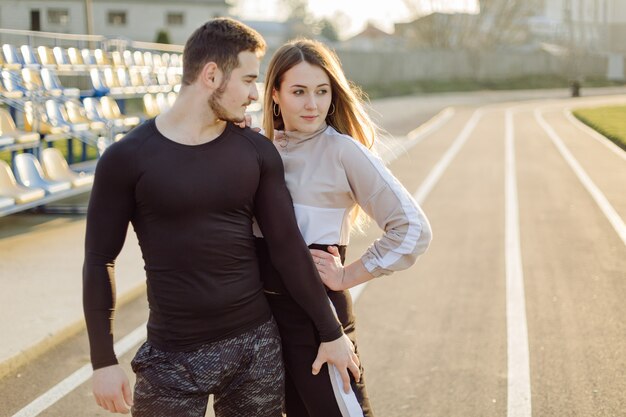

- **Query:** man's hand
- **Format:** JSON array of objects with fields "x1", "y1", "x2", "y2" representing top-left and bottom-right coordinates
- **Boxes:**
[
  {"x1": 92, "y1": 364, "x2": 133, "y2": 414},
  {"x1": 312, "y1": 334, "x2": 361, "y2": 393}
]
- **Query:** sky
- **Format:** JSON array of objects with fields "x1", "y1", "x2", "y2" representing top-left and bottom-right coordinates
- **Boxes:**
[{"x1": 235, "y1": 0, "x2": 480, "y2": 38}]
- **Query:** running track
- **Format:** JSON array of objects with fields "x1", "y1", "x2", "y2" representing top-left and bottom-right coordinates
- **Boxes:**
[{"x1": 2, "y1": 92, "x2": 625, "y2": 416}]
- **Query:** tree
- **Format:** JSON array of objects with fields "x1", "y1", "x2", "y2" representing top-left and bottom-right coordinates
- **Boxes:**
[
  {"x1": 155, "y1": 30, "x2": 171, "y2": 44},
  {"x1": 319, "y1": 18, "x2": 340, "y2": 42}
]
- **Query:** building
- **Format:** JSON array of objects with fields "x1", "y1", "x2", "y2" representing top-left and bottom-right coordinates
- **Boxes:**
[
  {"x1": 0, "y1": 0, "x2": 229, "y2": 44},
  {"x1": 343, "y1": 22, "x2": 405, "y2": 51},
  {"x1": 529, "y1": 0, "x2": 626, "y2": 54}
]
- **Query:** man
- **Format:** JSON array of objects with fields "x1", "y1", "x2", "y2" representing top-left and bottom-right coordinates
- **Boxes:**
[{"x1": 83, "y1": 18, "x2": 360, "y2": 416}]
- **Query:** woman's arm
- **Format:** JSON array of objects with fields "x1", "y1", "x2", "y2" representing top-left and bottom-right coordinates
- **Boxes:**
[{"x1": 313, "y1": 137, "x2": 432, "y2": 290}]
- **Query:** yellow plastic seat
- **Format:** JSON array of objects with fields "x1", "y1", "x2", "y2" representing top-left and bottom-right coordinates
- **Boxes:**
[{"x1": 0, "y1": 108, "x2": 40, "y2": 144}]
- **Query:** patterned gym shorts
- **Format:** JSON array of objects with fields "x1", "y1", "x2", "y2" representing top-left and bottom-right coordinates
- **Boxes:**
[{"x1": 130, "y1": 318, "x2": 285, "y2": 417}]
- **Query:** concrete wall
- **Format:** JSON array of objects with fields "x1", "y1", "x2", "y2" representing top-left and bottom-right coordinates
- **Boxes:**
[{"x1": 330, "y1": 49, "x2": 611, "y2": 85}]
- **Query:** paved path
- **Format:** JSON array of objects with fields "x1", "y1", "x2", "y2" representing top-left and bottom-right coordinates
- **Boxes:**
[{"x1": 1, "y1": 88, "x2": 625, "y2": 416}]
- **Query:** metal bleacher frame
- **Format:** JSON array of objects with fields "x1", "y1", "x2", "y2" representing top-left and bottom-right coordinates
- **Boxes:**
[{"x1": 0, "y1": 28, "x2": 183, "y2": 218}]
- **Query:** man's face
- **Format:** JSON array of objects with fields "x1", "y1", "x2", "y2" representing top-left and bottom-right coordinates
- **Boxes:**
[{"x1": 208, "y1": 51, "x2": 260, "y2": 123}]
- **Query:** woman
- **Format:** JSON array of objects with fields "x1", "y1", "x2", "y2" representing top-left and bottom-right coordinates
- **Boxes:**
[{"x1": 255, "y1": 39, "x2": 432, "y2": 417}]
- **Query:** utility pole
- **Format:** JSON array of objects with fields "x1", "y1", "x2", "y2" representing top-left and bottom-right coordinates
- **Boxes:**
[{"x1": 84, "y1": 0, "x2": 94, "y2": 36}]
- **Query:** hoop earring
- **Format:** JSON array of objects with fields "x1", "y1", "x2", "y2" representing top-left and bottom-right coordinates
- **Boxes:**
[
  {"x1": 273, "y1": 102, "x2": 281, "y2": 117},
  {"x1": 328, "y1": 102, "x2": 336, "y2": 116}
]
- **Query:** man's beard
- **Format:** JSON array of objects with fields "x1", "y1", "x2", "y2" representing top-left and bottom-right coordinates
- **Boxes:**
[{"x1": 208, "y1": 81, "x2": 245, "y2": 124}]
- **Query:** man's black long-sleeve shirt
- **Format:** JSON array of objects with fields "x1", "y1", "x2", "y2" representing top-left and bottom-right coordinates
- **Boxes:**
[{"x1": 83, "y1": 119, "x2": 343, "y2": 370}]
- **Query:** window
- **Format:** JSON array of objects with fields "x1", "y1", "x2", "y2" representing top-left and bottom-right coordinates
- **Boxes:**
[
  {"x1": 48, "y1": 9, "x2": 69, "y2": 25},
  {"x1": 108, "y1": 11, "x2": 127, "y2": 26},
  {"x1": 167, "y1": 12, "x2": 184, "y2": 26}
]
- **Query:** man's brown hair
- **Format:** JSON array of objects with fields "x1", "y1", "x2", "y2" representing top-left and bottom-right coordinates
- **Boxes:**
[{"x1": 182, "y1": 17, "x2": 266, "y2": 86}]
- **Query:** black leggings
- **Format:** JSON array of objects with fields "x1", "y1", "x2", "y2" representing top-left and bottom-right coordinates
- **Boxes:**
[
  {"x1": 268, "y1": 291, "x2": 374, "y2": 417},
  {"x1": 257, "y1": 238, "x2": 374, "y2": 417}
]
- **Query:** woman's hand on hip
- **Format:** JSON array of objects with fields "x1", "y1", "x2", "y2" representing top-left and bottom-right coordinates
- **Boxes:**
[{"x1": 310, "y1": 246, "x2": 345, "y2": 291}]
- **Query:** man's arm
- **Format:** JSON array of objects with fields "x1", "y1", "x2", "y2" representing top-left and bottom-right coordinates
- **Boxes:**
[
  {"x1": 253, "y1": 139, "x2": 360, "y2": 391},
  {"x1": 83, "y1": 142, "x2": 137, "y2": 413}
]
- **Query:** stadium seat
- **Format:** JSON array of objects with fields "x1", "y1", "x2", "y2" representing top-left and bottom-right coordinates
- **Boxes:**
[
  {"x1": 37, "y1": 46, "x2": 59, "y2": 70},
  {"x1": 101, "y1": 67, "x2": 124, "y2": 95},
  {"x1": 0, "y1": 195, "x2": 14, "y2": 209},
  {"x1": 82, "y1": 97, "x2": 110, "y2": 126},
  {"x1": 0, "y1": 108, "x2": 40, "y2": 144},
  {"x1": 44, "y1": 100, "x2": 90, "y2": 133},
  {"x1": 128, "y1": 67, "x2": 148, "y2": 94},
  {"x1": 21, "y1": 67, "x2": 49, "y2": 94},
  {"x1": 23, "y1": 101, "x2": 71, "y2": 140},
  {"x1": 53, "y1": 46, "x2": 83, "y2": 71},
  {"x1": 0, "y1": 134, "x2": 14, "y2": 146},
  {"x1": 67, "y1": 47, "x2": 89, "y2": 69},
  {"x1": 0, "y1": 75, "x2": 23, "y2": 98},
  {"x1": 111, "y1": 51, "x2": 125, "y2": 68},
  {"x1": 0, "y1": 159, "x2": 45, "y2": 204},
  {"x1": 81, "y1": 48, "x2": 98, "y2": 67},
  {"x1": 93, "y1": 49, "x2": 112, "y2": 68},
  {"x1": 41, "y1": 147, "x2": 94, "y2": 187},
  {"x1": 88, "y1": 68, "x2": 111, "y2": 96},
  {"x1": 1, "y1": 44, "x2": 24, "y2": 70},
  {"x1": 1, "y1": 69, "x2": 27, "y2": 96},
  {"x1": 20, "y1": 45, "x2": 42, "y2": 68},
  {"x1": 100, "y1": 96, "x2": 140, "y2": 127},
  {"x1": 41, "y1": 68, "x2": 80, "y2": 97},
  {"x1": 65, "y1": 99, "x2": 106, "y2": 131},
  {"x1": 155, "y1": 92, "x2": 171, "y2": 113},
  {"x1": 14, "y1": 153, "x2": 72, "y2": 194},
  {"x1": 143, "y1": 93, "x2": 159, "y2": 118}
]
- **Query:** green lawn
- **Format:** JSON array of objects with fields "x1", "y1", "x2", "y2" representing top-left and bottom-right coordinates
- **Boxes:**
[
  {"x1": 1, "y1": 138, "x2": 99, "y2": 166},
  {"x1": 573, "y1": 105, "x2": 626, "y2": 151}
]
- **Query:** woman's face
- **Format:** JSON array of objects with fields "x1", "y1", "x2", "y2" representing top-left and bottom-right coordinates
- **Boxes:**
[{"x1": 273, "y1": 61, "x2": 332, "y2": 133}]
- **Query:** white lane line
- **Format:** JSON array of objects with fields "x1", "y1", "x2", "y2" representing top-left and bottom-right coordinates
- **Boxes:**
[
  {"x1": 505, "y1": 109, "x2": 532, "y2": 417},
  {"x1": 405, "y1": 107, "x2": 456, "y2": 149},
  {"x1": 535, "y1": 108, "x2": 626, "y2": 247},
  {"x1": 12, "y1": 324, "x2": 147, "y2": 417},
  {"x1": 563, "y1": 109, "x2": 626, "y2": 162},
  {"x1": 351, "y1": 108, "x2": 483, "y2": 302},
  {"x1": 350, "y1": 107, "x2": 456, "y2": 301},
  {"x1": 414, "y1": 109, "x2": 483, "y2": 204}
]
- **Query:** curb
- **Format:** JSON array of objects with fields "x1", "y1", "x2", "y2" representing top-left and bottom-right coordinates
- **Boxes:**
[{"x1": 0, "y1": 282, "x2": 146, "y2": 380}]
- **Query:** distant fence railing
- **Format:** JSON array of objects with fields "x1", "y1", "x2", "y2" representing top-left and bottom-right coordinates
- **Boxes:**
[{"x1": 0, "y1": 28, "x2": 183, "y2": 53}]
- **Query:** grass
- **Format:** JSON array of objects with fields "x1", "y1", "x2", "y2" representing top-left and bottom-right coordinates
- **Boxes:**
[
  {"x1": 1, "y1": 138, "x2": 99, "y2": 166},
  {"x1": 362, "y1": 75, "x2": 624, "y2": 99},
  {"x1": 573, "y1": 105, "x2": 626, "y2": 151}
]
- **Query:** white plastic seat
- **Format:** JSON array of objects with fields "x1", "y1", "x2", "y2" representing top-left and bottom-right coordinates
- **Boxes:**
[
  {"x1": 0, "y1": 195, "x2": 15, "y2": 209},
  {"x1": 1, "y1": 44, "x2": 23, "y2": 70},
  {"x1": 41, "y1": 68, "x2": 80, "y2": 97},
  {"x1": 0, "y1": 159, "x2": 45, "y2": 203},
  {"x1": 53, "y1": 46, "x2": 82, "y2": 71},
  {"x1": 100, "y1": 96, "x2": 140, "y2": 127},
  {"x1": 155, "y1": 93, "x2": 171, "y2": 113},
  {"x1": 143, "y1": 93, "x2": 159, "y2": 118},
  {"x1": 45, "y1": 100, "x2": 91, "y2": 134},
  {"x1": 23, "y1": 101, "x2": 70, "y2": 140},
  {"x1": 0, "y1": 108, "x2": 40, "y2": 144},
  {"x1": 0, "y1": 135, "x2": 14, "y2": 146},
  {"x1": 20, "y1": 45, "x2": 42, "y2": 68},
  {"x1": 41, "y1": 147, "x2": 94, "y2": 187},
  {"x1": 14, "y1": 153, "x2": 71, "y2": 194},
  {"x1": 65, "y1": 99, "x2": 106, "y2": 131}
]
